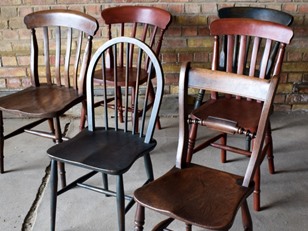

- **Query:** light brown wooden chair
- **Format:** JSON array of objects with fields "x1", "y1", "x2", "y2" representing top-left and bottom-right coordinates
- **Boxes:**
[
  {"x1": 79, "y1": 5, "x2": 171, "y2": 130},
  {"x1": 134, "y1": 62, "x2": 280, "y2": 231},
  {"x1": 47, "y1": 37, "x2": 165, "y2": 231},
  {"x1": 187, "y1": 18, "x2": 293, "y2": 211},
  {"x1": 0, "y1": 9, "x2": 98, "y2": 187}
]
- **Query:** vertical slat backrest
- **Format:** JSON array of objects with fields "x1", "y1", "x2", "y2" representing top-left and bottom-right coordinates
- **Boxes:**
[
  {"x1": 210, "y1": 18, "x2": 293, "y2": 100},
  {"x1": 218, "y1": 7, "x2": 293, "y2": 78},
  {"x1": 24, "y1": 9, "x2": 98, "y2": 94},
  {"x1": 86, "y1": 37, "x2": 164, "y2": 143},
  {"x1": 101, "y1": 6, "x2": 171, "y2": 70},
  {"x1": 176, "y1": 62, "x2": 279, "y2": 186}
]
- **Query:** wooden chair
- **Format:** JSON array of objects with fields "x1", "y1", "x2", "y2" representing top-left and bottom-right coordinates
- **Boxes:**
[
  {"x1": 134, "y1": 62, "x2": 280, "y2": 231},
  {"x1": 0, "y1": 9, "x2": 98, "y2": 187},
  {"x1": 194, "y1": 6, "x2": 293, "y2": 108},
  {"x1": 187, "y1": 18, "x2": 293, "y2": 211},
  {"x1": 79, "y1": 5, "x2": 171, "y2": 130},
  {"x1": 47, "y1": 37, "x2": 164, "y2": 231}
]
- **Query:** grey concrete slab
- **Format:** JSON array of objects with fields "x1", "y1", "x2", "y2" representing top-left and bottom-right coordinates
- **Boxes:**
[{"x1": 0, "y1": 112, "x2": 307, "y2": 231}]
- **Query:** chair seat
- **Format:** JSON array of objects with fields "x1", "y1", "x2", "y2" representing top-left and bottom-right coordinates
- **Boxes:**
[
  {"x1": 47, "y1": 128, "x2": 157, "y2": 174},
  {"x1": 134, "y1": 163, "x2": 254, "y2": 230},
  {"x1": 192, "y1": 97, "x2": 263, "y2": 133},
  {"x1": 94, "y1": 67, "x2": 149, "y2": 87},
  {"x1": 0, "y1": 85, "x2": 83, "y2": 118}
]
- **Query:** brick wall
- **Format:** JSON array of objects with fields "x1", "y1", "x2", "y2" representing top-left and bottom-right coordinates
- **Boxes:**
[{"x1": 0, "y1": 0, "x2": 307, "y2": 111}]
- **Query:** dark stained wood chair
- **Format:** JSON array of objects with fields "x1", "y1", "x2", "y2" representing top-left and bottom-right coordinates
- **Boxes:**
[
  {"x1": 47, "y1": 37, "x2": 165, "y2": 231},
  {"x1": 194, "y1": 6, "x2": 293, "y2": 108},
  {"x1": 187, "y1": 18, "x2": 293, "y2": 211},
  {"x1": 0, "y1": 9, "x2": 98, "y2": 187},
  {"x1": 134, "y1": 62, "x2": 280, "y2": 231},
  {"x1": 79, "y1": 5, "x2": 171, "y2": 130}
]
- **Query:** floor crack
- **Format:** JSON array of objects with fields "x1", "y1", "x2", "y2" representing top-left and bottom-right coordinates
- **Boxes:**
[{"x1": 21, "y1": 164, "x2": 51, "y2": 231}]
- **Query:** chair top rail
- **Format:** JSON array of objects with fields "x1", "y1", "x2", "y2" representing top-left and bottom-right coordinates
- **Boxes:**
[
  {"x1": 24, "y1": 9, "x2": 98, "y2": 36},
  {"x1": 101, "y1": 6, "x2": 171, "y2": 29},
  {"x1": 218, "y1": 6, "x2": 293, "y2": 26},
  {"x1": 210, "y1": 18, "x2": 293, "y2": 45}
]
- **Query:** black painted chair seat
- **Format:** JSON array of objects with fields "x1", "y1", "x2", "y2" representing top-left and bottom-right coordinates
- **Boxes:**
[{"x1": 48, "y1": 128, "x2": 156, "y2": 174}]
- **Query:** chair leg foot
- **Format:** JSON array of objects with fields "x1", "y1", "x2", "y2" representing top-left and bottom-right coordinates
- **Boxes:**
[{"x1": 241, "y1": 200, "x2": 253, "y2": 231}]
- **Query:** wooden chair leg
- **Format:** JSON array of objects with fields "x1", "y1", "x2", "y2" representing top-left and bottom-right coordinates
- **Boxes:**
[
  {"x1": 194, "y1": 89, "x2": 205, "y2": 109},
  {"x1": 265, "y1": 123, "x2": 275, "y2": 174},
  {"x1": 53, "y1": 117, "x2": 66, "y2": 188},
  {"x1": 116, "y1": 86, "x2": 124, "y2": 123},
  {"x1": 134, "y1": 204, "x2": 145, "y2": 231},
  {"x1": 0, "y1": 111, "x2": 4, "y2": 174},
  {"x1": 79, "y1": 100, "x2": 87, "y2": 130},
  {"x1": 116, "y1": 175, "x2": 125, "y2": 231},
  {"x1": 102, "y1": 173, "x2": 110, "y2": 197},
  {"x1": 220, "y1": 133, "x2": 227, "y2": 163},
  {"x1": 152, "y1": 218, "x2": 174, "y2": 231},
  {"x1": 241, "y1": 200, "x2": 253, "y2": 231},
  {"x1": 187, "y1": 123, "x2": 198, "y2": 163},
  {"x1": 50, "y1": 160, "x2": 58, "y2": 231},
  {"x1": 185, "y1": 224, "x2": 192, "y2": 231},
  {"x1": 148, "y1": 81, "x2": 161, "y2": 130},
  {"x1": 253, "y1": 167, "x2": 261, "y2": 211}
]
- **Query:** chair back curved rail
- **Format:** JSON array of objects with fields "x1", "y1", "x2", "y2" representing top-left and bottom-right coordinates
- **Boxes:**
[{"x1": 47, "y1": 36, "x2": 165, "y2": 231}]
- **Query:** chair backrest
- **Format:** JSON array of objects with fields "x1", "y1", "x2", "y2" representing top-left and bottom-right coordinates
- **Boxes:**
[
  {"x1": 209, "y1": 18, "x2": 293, "y2": 99},
  {"x1": 86, "y1": 37, "x2": 164, "y2": 143},
  {"x1": 217, "y1": 7, "x2": 293, "y2": 78},
  {"x1": 24, "y1": 9, "x2": 98, "y2": 94},
  {"x1": 101, "y1": 6, "x2": 171, "y2": 68},
  {"x1": 177, "y1": 62, "x2": 279, "y2": 187},
  {"x1": 218, "y1": 7, "x2": 293, "y2": 25}
]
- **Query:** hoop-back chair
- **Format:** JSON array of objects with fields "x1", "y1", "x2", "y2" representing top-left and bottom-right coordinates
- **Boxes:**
[
  {"x1": 0, "y1": 9, "x2": 98, "y2": 187},
  {"x1": 134, "y1": 62, "x2": 280, "y2": 231},
  {"x1": 187, "y1": 18, "x2": 293, "y2": 211},
  {"x1": 47, "y1": 37, "x2": 164, "y2": 231},
  {"x1": 79, "y1": 5, "x2": 171, "y2": 130}
]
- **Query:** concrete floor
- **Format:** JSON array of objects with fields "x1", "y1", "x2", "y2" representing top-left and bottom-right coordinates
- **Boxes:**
[{"x1": 0, "y1": 111, "x2": 307, "y2": 231}]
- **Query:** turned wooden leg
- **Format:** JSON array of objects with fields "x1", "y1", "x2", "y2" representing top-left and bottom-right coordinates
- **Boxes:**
[
  {"x1": 134, "y1": 204, "x2": 145, "y2": 231},
  {"x1": 265, "y1": 122, "x2": 275, "y2": 174},
  {"x1": 220, "y1": 133, "x2": 227, "y2": 163},
  {"x1": 53, "y1": 117, "x2": 66, "y2": 188},
  {"x1": 253, "y1": 167, "x2": 261, "y2": 211},
  {"x1": 187, "y1": 123, "x2": 198, "y2": 163}
]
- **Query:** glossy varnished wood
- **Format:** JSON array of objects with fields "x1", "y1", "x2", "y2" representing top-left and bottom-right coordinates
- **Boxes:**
[
  {"x1": 48, "y1": 37, "x2": 165, "y2": 231},
  {"x1": 0, "y1": 10, "x2": 98, "y2": 183},
  {"x1": 188, "y1": 18, "x2": 293, "y2": 211},
  {"x1": 134, "y1": 63, "x2": 280, "y2": 230}
]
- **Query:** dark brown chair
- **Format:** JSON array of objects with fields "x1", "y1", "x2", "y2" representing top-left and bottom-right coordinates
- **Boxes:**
[
  {"x1": 0, "y1": 9, "x2": 98, "y2": 187},
  {"x1": 134, "y1": 62, "x2": 280, "y2": 231},
  {"x1": 194, "y1": 6, "x2": 293, "y2": 108},
  {"x1": 79, "y1": 5, "x2": 171, "y2": 130},
  {"x1": 47, "y1": 37, "x2": 164, "y2": 231},
  {"x1": 187, "y1": 18, "x2": 293, "y2": 211}
]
